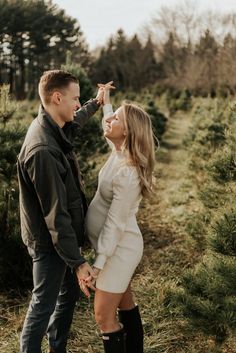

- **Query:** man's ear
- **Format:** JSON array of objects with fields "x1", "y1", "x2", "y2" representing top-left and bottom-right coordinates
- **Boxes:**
[{"x1": 51, "y1": 91, "x2": 62, "y2": 105}]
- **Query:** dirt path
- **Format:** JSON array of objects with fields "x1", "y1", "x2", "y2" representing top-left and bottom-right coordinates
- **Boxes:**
[
  {"x1": 153, "y1": 111, "x2": 197, "y2": 221},
  {"x1": 139, "y1": 110, "x2": 198, "y2": 267},
  {"x1": 130, "y1": 111, "x2": 202, "y2": 353}
]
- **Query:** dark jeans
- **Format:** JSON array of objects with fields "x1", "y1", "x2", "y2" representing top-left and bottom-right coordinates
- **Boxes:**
[{"x1": 20, "y1": 248, "x2": 80, "y2": 353}]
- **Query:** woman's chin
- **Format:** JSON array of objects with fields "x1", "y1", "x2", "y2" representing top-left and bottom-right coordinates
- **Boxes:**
[{"x1": 104, "y1": 131, "x2": 111, "y2": 138}]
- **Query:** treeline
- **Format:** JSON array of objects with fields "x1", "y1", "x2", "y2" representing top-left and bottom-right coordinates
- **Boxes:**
[
  {"x1": 95, "y1": 6, "x2": 236, "y2": 97},
  {"x1": 156, "y1": 30, "x2": 236, "y2": 97},
  {"x1": 91, "y1": 30, "x2": 161, "y2": 92},
  {"x1": 2, "y1": 1, "x2": 236, "y2": 99}
]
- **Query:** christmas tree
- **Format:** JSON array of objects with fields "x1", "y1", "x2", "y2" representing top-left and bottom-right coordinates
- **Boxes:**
[{"x1": 167, "y1": 99, "x2": 236, "y2": 352}]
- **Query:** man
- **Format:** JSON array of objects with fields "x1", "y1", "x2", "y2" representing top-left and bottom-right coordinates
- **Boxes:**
[{"x1": 17, "y1": 70, "x2": 107, "y2": 353}]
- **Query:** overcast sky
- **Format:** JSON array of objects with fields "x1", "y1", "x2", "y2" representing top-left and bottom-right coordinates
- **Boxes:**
[{"x1": 53, "y1": 0, "x2": 236, "y2": 49}]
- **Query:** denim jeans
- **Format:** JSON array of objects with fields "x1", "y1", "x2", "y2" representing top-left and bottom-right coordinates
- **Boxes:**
[{"x1": 20, "y1": 248, "x2": 80, "y2": 353}]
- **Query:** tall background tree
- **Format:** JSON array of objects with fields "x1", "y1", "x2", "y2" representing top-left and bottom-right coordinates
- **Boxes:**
[
  {"x1": 0, "y1": 0, "x2": 90, "y2": 99},
  {"x1": 90, "y1": 29, "x2": 161, "y2": 92}
]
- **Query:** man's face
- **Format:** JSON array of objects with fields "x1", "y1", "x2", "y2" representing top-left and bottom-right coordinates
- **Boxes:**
[{"x1": 58, "y1": 82, "x2": 81, "y2": 123}]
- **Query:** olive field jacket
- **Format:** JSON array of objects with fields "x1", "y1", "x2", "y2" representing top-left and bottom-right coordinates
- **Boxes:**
[{"x1": 17, "y1": 99, "x2": 100, "y2": 269}]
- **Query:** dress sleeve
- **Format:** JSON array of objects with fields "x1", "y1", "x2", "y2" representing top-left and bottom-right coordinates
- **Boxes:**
[
  {"x1": 93, "y1": 166, "x2": 141, "y2": 270},
  {"x1": 102, "y1": 103, "x2": 114, "y2": 150}
]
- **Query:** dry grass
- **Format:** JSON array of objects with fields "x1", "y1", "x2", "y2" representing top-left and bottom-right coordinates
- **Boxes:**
[{"x1": 1, "y1": 109, "x2": 236, "y2": 352}]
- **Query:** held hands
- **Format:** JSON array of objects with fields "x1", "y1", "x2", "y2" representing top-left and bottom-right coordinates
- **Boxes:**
[
  {"x1": 95, "y1": 81, "x2": 115, "y2": 105},
  {"x1": 84, "y1": 266, "x2": 100, "y2": 289},
  {"x1": 76, "y1": 262, "x2": 97, "y2": 298}
]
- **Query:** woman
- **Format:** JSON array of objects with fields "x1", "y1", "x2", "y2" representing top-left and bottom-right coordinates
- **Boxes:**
[{"x1": 82, "y1": 85, "x2": 156, "y2": 353}]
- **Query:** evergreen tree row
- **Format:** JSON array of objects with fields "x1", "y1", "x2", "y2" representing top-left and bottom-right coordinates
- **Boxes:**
[
  {"x1": 90, "y1": 29, "x2": 161, "y2": 93},
  {"x1": 166, "y1": 99, "x2": 236, "y2": 352}
]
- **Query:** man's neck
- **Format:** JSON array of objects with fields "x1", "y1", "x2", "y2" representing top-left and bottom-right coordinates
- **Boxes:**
[{"x1": 43, "y1": 105, "x2": 65, "y2": 128}]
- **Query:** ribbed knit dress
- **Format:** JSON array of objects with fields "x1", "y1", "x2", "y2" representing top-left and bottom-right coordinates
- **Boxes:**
[{"x1": 85, "y1": 104, "x2": 143, "y2": 293}]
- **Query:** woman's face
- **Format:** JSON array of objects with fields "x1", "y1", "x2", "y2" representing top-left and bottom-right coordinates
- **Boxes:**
[{"x1": 104, "y1": 106, "x2": 126, "y2": 142}]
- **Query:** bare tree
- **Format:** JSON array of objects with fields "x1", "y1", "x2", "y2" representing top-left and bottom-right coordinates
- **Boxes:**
[{"x1": 144, "y1": 0, "x2": 200, "y2": 49}]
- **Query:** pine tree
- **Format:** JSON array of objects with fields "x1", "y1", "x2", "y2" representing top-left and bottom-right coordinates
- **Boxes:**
[
  {"x1": 177, "y1": 89, "x2": 192, "y2": 111},
  {"x1": 169, "y1": 205, "x2": 236, "y2": 352},
  {"x1": 194, "y1": 30, "x2": 218, "y2": 96},
  {"x1": 167, "y1": 100, "x2": 236, "y2": 351},
  {"x1": 0, "y1": 85, "x2": 31, "y2": 291},
  {"x1": 145, "y1": 99, "x2": 167, "y2": 143},
  {"x1": 91, "y1": 30, "x2": 160, "y2": 93},
  {"x1": 0, "y1": 84, "x2": 18, "y2": 125},
  {"x1": 62, "y1": 51, "x2": 94, "y2": 104},
  {"x1": 0, "y1": 0, "x2": 90, "y2": 99}
]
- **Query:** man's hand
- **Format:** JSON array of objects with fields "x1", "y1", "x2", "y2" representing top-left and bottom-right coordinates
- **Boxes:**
[
  {"x1": 85, "y1": 266, "x2": 100, "y2": 279},
  {"x1": 76, "y1": 262, "x2": 97, "y2": 297},
  {"x1": 84, "y1": 266, "x2": 100, "y2": 288}
]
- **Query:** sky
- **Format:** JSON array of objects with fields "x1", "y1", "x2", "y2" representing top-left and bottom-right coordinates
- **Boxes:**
[{"x1": 53, "y1": 0, "x2": 236, "y2": 49}]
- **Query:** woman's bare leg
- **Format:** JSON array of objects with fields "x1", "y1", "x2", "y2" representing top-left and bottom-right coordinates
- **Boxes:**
[
  {"x1": 118, "y1": 283, "x2": 135, "y2": 310},
  {"x1": 94, "y1": 289, "x2": 124, "y2": 333}
]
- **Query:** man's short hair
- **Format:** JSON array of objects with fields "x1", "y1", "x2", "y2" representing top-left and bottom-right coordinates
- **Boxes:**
[{"x1": 38, "y1": 70, "x2": 78, "y2": 105}]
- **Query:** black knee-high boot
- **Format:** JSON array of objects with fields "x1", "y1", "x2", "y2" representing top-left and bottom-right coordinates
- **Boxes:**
[
  {"x1": 101, "y1": 327, "x2": 127, "y2": 353},
  {"x1": 118, "y1": 305, "x2": 144, "y2": 353}
]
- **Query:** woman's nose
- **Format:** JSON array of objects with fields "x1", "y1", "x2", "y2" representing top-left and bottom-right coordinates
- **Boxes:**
[{"x1": 105, "y1": 115, "x2": 113, "y2": 123}]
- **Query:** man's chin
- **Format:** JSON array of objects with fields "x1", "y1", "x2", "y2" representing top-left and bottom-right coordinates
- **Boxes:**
[{"x1": 66, "y1": 115, "x2": 74, "y2": 122}]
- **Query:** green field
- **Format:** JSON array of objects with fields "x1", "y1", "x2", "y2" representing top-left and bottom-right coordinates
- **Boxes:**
[{"x1": 1, "y1": 96, "x2": 236, "y2": 353}]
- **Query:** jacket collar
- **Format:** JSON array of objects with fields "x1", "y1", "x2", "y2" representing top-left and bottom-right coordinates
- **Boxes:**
[{"x1": 37, "y1": 105, "x2": 73, "y2": 153}]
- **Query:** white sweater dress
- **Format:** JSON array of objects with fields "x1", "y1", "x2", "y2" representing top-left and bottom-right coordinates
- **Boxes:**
[{"x1": 85, "y1": 104, "x2": 143, "y2": 293}]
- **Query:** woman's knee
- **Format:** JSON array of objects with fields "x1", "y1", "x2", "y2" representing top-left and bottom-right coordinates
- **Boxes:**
[
  {"x1": 95, "y1": 307, "x2": 111, "y2": 325},
  {"x1": 94, "y1": 307, "x2": 118, "y2": 332},
  {"x1": 94, "y1": 290, "x2": 124, "y2": 331}
]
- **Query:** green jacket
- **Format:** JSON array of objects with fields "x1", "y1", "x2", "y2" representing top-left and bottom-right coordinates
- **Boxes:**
[{"x1": 17, "y1": 99, "x2": 100, "y2": 269}]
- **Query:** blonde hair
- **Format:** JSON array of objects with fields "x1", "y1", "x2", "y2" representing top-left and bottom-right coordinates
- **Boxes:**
[{"x1": 122, "y1": 102, "x2": 156, "y2": 198}]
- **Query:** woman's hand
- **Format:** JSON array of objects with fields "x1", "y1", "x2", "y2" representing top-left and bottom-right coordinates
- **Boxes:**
[
  {"x1": 84, "y1": 266, "x2": 100, "y2": 290},
  {"x1": 97, "y1": 81, "x2": 115, "y2": 105},
  {"x1": 92, "y1": 266, "x2": 101, "y2": 277},
  {"x1": 76, "y1": 262, "x2": 97, "y2": 297}
]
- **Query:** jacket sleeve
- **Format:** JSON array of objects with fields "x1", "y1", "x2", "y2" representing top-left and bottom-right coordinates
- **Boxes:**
[
  {"x1": 73, "y1": 99, "x2": 100, "y2": 129},
  {"x1": 93, "y1": 166, "x2": 141, "y2": 270},
  {"x1": 25, "y1": 148, "x2": 86, "y2": 269},
  {"x1": 102, "y1": 103, "x2": 114, "y2": 149}
]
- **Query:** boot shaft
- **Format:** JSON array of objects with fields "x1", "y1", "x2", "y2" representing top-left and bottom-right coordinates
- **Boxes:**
[
  {"x1": 101, "y1": 327, "x2": 127, "y2": 353},
  {"x1": 118, "y1": 305, "x2": 144, "y2": 353}
]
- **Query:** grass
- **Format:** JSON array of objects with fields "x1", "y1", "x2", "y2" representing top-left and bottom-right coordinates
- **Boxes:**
[{"x1": 1, "y1": 104, "x2": 236, "y2": 352}]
